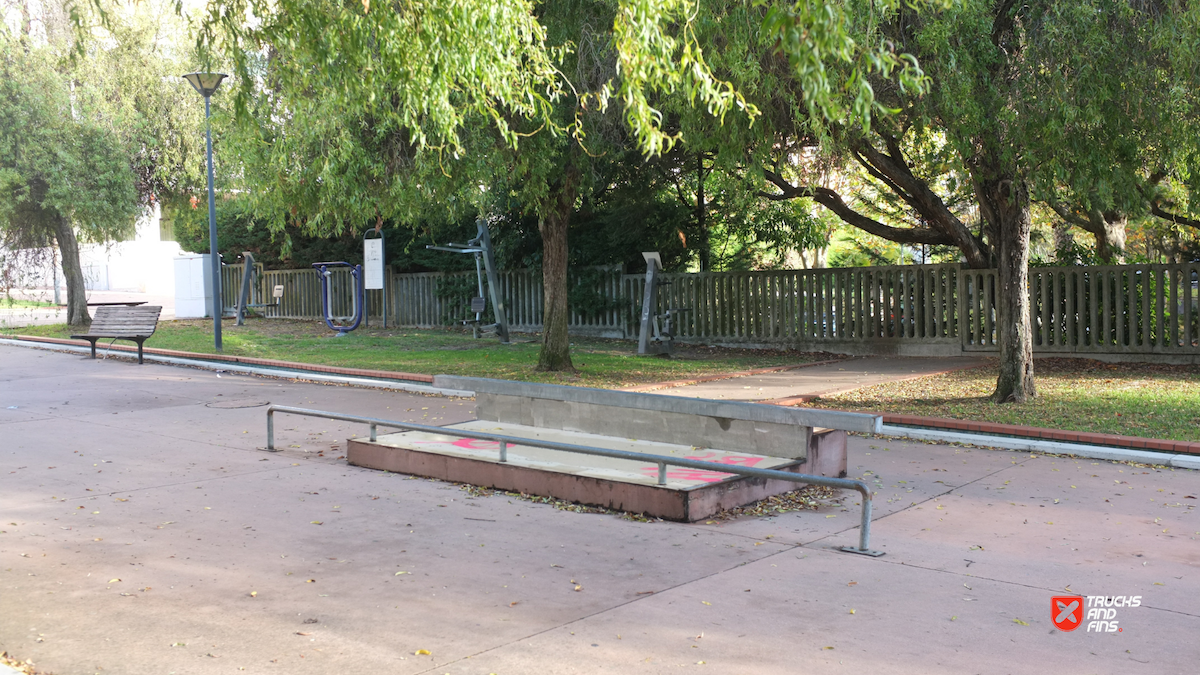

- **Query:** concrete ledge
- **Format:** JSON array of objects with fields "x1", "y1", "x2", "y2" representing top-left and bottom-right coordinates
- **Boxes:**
[{"x1": 434, "y1": 375, "x2": 881, "y2": 433}]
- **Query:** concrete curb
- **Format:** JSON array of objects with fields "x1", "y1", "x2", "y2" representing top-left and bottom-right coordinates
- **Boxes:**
[
  {"x1": 0, "y1": 338, "x2": 473, "y2": 398},
  {"x1": 879, "y1": 423, "x2": 1200, "y2": 470}
]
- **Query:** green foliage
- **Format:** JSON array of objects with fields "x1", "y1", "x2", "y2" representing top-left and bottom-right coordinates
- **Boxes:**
[
  {"x1": 69, "y1": 0, "x2": 207, "y2": 206},
  {"x1": 0, "y1": 37, "x2": 138, "y2": 246}
]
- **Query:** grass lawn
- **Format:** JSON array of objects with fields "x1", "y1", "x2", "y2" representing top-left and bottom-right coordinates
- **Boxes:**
[
  {"x1": 803, "y1": 358, "x2": 1200, "y2": 442},
  {"x1": 4, "y1": 318, "x2": 832, "y2": 388},
  {"x1": 1, "y1": 298, "x2": 57, "y2": 309}
]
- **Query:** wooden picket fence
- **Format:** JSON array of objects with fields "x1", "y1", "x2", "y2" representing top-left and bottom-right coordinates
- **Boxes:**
[{"x1": 218, "y1": 261, "x2": 1200, "y2": 356}]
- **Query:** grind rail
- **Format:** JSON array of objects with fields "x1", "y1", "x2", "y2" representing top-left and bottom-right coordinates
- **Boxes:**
[{"x1": 266, "y1": 405, "x2": 883, "y2": 556}]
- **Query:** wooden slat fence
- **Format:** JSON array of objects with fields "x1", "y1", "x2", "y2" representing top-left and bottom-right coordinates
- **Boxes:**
[{"x1": 218, "y1": 261, "x2": 1200, "y2": 356}]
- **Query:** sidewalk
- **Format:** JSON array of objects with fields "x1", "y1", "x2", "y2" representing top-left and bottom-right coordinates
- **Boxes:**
[{"x1": 637, "y1": 355, "x2": 991, "y2": 402}]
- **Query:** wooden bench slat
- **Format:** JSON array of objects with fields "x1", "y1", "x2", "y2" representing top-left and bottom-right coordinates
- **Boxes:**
[{"x1": 71, "y1": 306, "x2": 162, "y2": 364}]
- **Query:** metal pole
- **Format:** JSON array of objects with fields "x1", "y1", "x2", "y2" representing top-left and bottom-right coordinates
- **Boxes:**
[{"x1": 204, "y1": 95, "x2": 222, "y2": 351}]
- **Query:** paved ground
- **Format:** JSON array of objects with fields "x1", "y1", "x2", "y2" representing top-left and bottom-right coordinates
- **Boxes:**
[
  {"x1": 650, "y1": 355, "x2": 991, "y2": 402},
  {"x1": 1, "y1": 343, "x2": 1198, "y2": 674},
  {"x1": 1, "y1": 291, "x2": 176, "y2": 329}
]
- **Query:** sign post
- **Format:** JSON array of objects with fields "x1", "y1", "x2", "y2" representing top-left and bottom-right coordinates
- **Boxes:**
[{"x1": 363, "y1": 229, "x2": 386, "y2": 328}]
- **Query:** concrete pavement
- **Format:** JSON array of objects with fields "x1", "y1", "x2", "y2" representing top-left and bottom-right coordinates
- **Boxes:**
[{"x1": 2, "y1": 344, "x2": 1198, "y2": 674}]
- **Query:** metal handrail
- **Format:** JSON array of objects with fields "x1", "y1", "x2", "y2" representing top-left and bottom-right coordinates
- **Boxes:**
[{"x1": 266, "y1": 405, "x2": 883, "y2": 556}]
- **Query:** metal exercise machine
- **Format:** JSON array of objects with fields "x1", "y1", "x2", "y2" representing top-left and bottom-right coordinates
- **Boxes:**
[
  {"x1": 426, "y1": 218, "x2": 510, "y2": 343},
  {"x1": 637, "y1": 252, "x2": 690, "y2": 355},
  {"x1": 311, "y1": 261, "x2": 365, "y2": 336},
  {"x1": 234, "y1": 252, "x2": 281, "y2": 326}
]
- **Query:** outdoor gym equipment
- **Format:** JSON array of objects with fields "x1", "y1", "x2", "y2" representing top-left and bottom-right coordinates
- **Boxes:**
[
  {"x1": 312, "y1": 261, "x2": 365, "y2": 336},
  {"x1": 234, "y1": 252, "x2": 281, "y2": 326},
  {"x1": 426, "y1": 218, "x2": 510, "y2": 343},
  {"x1": 637, "y1": 252, "x2": 690, "y2": 355}
]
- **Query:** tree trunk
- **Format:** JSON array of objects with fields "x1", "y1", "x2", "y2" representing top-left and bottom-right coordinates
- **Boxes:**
[
  {"x1": 981, "y1": 178, "x2": 1035, "y2": 403},
  {"x1": 536, "y1": 165, "x2": 579, "y2": 372},
  {"x1": 53, "y1": 215, "x2": 90, "y2": 327},
  {"x1": 1052, "y1": 221, "x2": 1075, "y2": 261},
  {"x1": 1087, "y1": 210, "x2": 1126, "y2": 263}
]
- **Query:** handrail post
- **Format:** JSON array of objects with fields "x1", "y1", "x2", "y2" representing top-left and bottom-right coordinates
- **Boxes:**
[
  {"x1": 266, "y1": 408, "x2": 275, "y2": 451},
  {"x1": 370, "y1": 423, "x2": 377, "y2": 442},
  {"x1": 657, "y1": 462, "x2": 667, "y2": 485},
  {"x1": 499, "y1": 440, "x2": 507, "y2": 463}
]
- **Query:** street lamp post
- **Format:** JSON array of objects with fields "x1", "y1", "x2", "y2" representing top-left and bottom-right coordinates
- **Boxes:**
[{"x1": 183, "y1": 72, "x2": 228, "y2": 351}]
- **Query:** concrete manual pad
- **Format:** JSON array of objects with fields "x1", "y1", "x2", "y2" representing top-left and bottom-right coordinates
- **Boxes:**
[{"x1": 348, "y1": 421, "x2": 811, "y2": 521}]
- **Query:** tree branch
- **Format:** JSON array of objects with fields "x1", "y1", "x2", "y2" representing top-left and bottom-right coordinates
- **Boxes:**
[
  {"x1": 760, "y1": 170, "x2": 954, "y2": 246},
  {"x1": 1044, "y1": 201, "x2": 1092, "y2": 229},
  {"x1": 1151, "y1": 202, "x2": 1200, "y2": 229}
]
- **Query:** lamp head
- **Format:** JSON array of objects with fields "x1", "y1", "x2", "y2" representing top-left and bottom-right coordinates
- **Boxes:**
[{"x1": 183, "y1": 72, "x2": 228, "y2": 98}]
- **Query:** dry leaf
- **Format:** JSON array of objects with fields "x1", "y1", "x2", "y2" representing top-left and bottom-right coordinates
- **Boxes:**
[
  {"x1": 414, "y1": 649, "x2": 431, "y2": 656},
  {"x1": 701, "y1": 601, "x2": 711, "y2": 606},
  {"x1": 1012, "y1": 618, "x2": 1029, "y2": 625},
  {"x1": 311, "y1": 521, "x2": 323, "y2": 525},
  {"x1": 108, "y1": 578, "x2": 121, "y2": 583},
  {"x1": 250, "y1": 591, "x2": 258, "y2": 597},
  {"x1": 296, "y1": 632, "x2": 311, "y2": 636}
]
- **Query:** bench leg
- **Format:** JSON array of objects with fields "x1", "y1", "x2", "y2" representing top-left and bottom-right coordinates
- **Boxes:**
[
  {"x1": 88, "y1": 339, "x2": 97, "y2": 359},
  {"x1": 136, "y1": 339, "x2": 144, "y2": 364}
]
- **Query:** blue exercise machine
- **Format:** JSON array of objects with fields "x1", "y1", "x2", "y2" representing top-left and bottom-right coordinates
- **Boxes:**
[{"x1": 311, "y1": 261, "x2": 365, "y2": 336}]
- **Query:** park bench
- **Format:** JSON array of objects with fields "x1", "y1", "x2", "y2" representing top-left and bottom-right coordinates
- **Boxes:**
[{"x1": 71, "y1": 305, "x2": 162, "y2": 364}]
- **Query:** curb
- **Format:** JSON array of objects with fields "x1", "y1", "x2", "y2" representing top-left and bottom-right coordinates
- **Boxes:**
[
  {"x1": 879, "y1": 424, "x2": 1200, "y2": 470},
  {"x1": 882, "y1": 413, "x2": 1200, "y2": 455}
]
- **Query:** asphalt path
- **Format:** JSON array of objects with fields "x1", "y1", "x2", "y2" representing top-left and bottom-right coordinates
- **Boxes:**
[{"x1": 1, "y1": 345, "x2": 1197, "y2": 674}]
